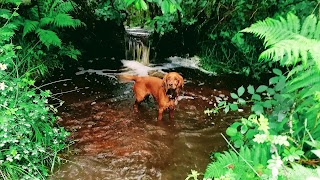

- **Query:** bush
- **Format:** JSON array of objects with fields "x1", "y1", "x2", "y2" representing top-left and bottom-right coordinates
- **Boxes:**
[
  {"x1": 1, "y1": 1, "x2": 75, "y2": 179},
  {"x1": 202, "y1": 13, "x2": 320, "y2": 179}
]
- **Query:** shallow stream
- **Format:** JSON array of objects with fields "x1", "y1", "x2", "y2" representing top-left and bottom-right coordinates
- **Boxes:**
[{"x1": 49, "y1": 57, "x2": 250, "y2": 180}]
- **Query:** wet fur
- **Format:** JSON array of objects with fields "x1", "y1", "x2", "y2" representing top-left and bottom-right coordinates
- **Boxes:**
[{"x1": 118, "y1": 72, "x2": 184, "y2": 120}]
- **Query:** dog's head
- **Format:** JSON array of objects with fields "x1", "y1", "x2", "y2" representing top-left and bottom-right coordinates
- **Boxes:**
[{"x1": 162, "y1": 72, "x2": 184, "y2": 99}]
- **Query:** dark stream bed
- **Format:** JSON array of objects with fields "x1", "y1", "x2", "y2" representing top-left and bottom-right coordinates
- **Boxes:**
[{"x1": 47, "y1": 57, "x2": 251, "y2": 180}]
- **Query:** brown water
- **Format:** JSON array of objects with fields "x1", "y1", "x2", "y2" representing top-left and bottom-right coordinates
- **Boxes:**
[{"x1": 49, "y1": 58, "x2": 250, "y2": 180}]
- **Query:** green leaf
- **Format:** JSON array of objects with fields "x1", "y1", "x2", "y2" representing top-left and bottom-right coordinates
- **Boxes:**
[
  {"x1": 237, "y1": 86, "x2": 245, "y2": 96},
  {"x1": 251, "y1": 94, "x2": 261, "y2": 101},
  {"x1": 262, "y1": 100, "x2": 273, "y2": 108},
  {"x1": 251, "y1": 104, "x2": 264, "y2": 114},
  {"x1": 140, "y1": 0, "x2": 148, "y2": 10},
  {"x1": 230, "y1": 93, "x2": 238, "y2": 99},
  {"x1": 238, "y1": 98, "x2": 246, "y2": 105},
  {"x1": 275, "y1": 76, "x2": 286, "y2": 91},
  {"x1": 234, "y1": 139, "x2": 244, "y2": 148},
  {"x1": 230, "y1": 103, "x2": 238, "y2": 111},
  {"x1": 224, "y1": 105, "x2": 230, "y2": 113},
  {"x1": 246, "y1": 129, "x2": 256, "y2": 139},
  {"x1": 226, "y1": 127, "x2": 238, "y2": 137},
  {"x1": 266, "y1": 88, "x2": 275, "y2": 95},
  {"x1": 269, "y1": 76, "x2": 279, "y2": 85},
  {"x1": 125, "y1": 0, "x2": 135, "y2": 6},
  {"x1": 272, "y1": 68, "x2": 282, "y2": 75},
  {"x1": 256, "y1": 85, "x2": 268, "y2": 93},
  {"x1": 247, "y1": 85, "x2": 255, "y2": 94},
  {"x1": 311, "y1": 150, "x2": 320, "y2": 158},
  {"x1": 230, "y1": 122, "x2": 242, "y2": 129},
  {"x1": 240, "y1": 125, "x2": 248, "y2": 134},
  {"x1": 161, "y1": 0, "x2": 170, "y2": 14}
]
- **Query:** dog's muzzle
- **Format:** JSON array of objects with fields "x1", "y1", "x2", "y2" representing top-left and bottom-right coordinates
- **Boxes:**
[{"x1": 166, "y1": 89, "x2": 177, "y2": 99}]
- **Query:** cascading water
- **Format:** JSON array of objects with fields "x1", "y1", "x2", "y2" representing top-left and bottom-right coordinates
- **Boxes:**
[{"x1": 125, "y1": 27, "x2": 152, "y2": 65}]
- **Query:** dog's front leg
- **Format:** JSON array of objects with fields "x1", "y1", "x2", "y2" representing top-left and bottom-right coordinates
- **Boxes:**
[
  {"x1": 158, "y1": 108, "x2": 164, "y2": 121},
  {"x1": 168, "y1": 101, "x2": 175, "y2": 120},
  {"x1": 169, "y1": 108, "x2": 174, "y2": 120}
]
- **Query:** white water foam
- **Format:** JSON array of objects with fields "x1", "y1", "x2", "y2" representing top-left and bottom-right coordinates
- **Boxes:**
[
  {"x1": 75, "y1": 56, "x2": 215, "y2": 77},
  {"x1": 75, "y1": 68, "x2": 119, "y2": 79},
  {"x1": 120, "y1": 56, "x2": 215, "y2": 76}
]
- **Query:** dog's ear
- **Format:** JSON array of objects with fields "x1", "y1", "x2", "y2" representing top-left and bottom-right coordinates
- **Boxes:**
[
  {"x1": 162, "y1": 73, "x2": 169, "y2": 91},
  {"x1": 177, "y1": 74, "x2": 184, "y2": 88}
]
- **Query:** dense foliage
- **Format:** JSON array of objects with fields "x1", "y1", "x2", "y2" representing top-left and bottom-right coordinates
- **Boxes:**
[
  {"x1": 108, "y1": 0, "x2": 319, "y2": 77},
  {"x1": 203, "y1": 13, "x2": 320, "y2": 179},
  {"x1": 0, "y1": 0, "x2": 81, "y2": 179}
]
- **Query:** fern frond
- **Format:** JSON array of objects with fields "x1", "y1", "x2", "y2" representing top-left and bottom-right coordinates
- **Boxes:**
[
  {"x1": 23, "y1": 20, "x2": 39, "y2": 37},
  {"x1": 281, "y1": 163, "x2": 320, "y2": 179},
  {"x1": 56, "y1": 1, "x2": 77, "y2": 13},
  {"x1": 40, "y1": 17, "x2": 54, "y2": 27},
  {"x1": 36, "y1": 29, "x2": 61, "y2": 48},
  {"x1": 59, "y1": 44, "x2": 81, "y2": 60},
  {"x1": 53, "y1": 13, "x2": 82, "y2": 28},
  {"x1": 287, "y1": 68, "x2": 320, "y2": 93},
  {"x1": 204, "y1": 145, "x2": 269, "y2": 179},
  {"x1": 242, "y1": 13, "x2": 320, "y2": 68},
  {"x1": 241, "y1": 13, "x2": 299, "y2": 48},
  {"x1": 300, "y1": 14, "x2": 317, "y2": 39},
  {"x1": 0, "y1": 8, "x2": 12, "y2": 20}
]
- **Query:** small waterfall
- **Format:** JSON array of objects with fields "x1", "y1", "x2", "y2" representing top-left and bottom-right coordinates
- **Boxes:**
[{"x1": 125, "y1": 27, "x2": 152, "y2": 65}]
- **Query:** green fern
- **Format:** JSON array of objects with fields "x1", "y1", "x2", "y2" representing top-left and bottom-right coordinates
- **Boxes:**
[
  {"x1": 22, "y1": 20, "x2": 39, "y2": 37},
  {"x1": 53, "y1": 13, "x2": 82, "y2": 28},
  {"x1": 204, "y1": 145, "x2": 270, "y2": 179},
  {"x1": 242, "y1": 13, "x2": 320, "y2": 139},
  {"x1": 36, "y1": 29, "x2": 61, "y2": 48},
  {"x1": 22, "y1": 0, "x2": 82, "y2": 48},
  {"x1": 241, "y1": 13, "x2": 320, "y2": 68},
  {"x1": 56, "y1": 1, "x2": 77, "y2": 13},
  {"x1": 281, "y1": 163, "x2": 320, "y2": 179}
]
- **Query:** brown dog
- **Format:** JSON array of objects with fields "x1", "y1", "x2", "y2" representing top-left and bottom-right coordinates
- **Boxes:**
[{"x1": 119, "y1": 72, "x2": 184, "y2": 120}]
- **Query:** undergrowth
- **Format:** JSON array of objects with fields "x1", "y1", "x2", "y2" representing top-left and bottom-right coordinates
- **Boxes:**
[
  {"x1": 0, "y1": 0, "x2": 80, "y2": 179},
  {"x1": 188, "y1": 12, "x2": 320, "y2": 180}
]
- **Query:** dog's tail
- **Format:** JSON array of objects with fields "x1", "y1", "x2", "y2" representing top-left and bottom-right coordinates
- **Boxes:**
[{"x1": 117, "y1": 74, "x2": 140, "y2": 83}]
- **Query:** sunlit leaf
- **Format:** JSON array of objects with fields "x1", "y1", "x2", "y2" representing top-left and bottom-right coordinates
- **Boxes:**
[
  {"x1": 273, "y1": 68, "x2": 282, "y2": 75},
  {"x1": 224, "y1": 105, "x2": 230, "y2": 113},
  {"x1": 269, "y1": 76, "x2": 279, "y2": 85},
  {"x1": 247, "y1": 85, "x2": 255, "y2": 94},
  {"x1": 256, "y1": 85, "x2": 268, "y2": 93},
  {"x1": 237, "y1": 86, "x2": 245, "y2": 96},
  {"x1": 230, "y1": 103, "x2": 238, "y2": 111},
  {"x1": 230, "y1": 93, "x2": 238, "y2": 99},
  {"x1": 262, "y1": 100, "x2": 272, "y2": 108},
  {"x1": 238, "y1": 98, "x2": 246, "y2": 105},
  {"x1": 251, "y1": 104, "x2": 264, "y2": 114},
  {"x1": 226, "y1": 127, "x2": 237, "y2": 137},
  {"x1": 234, "y1": 140, "x2": 244, "y2": 148},
  {"x1": 125, "y1": 0, "x2": 136, "y2": 6},
  {"x1": 240, "y1": 125, "x2": 248, "y2": 134},
  {"x1": 251, "y1": 94, "x2": 261, "y2": 101},
  {"x1": 311, "y1": 150, "x2": 320, "y2": 158},
  {"x1": 161, "y1": 0, "x2": 170, "y2": 14},
  {"x1": 140, "y1": 0, "x2": 148, "y2": 10}
]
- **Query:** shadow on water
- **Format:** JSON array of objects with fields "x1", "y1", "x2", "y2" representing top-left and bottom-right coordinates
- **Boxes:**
[{"x1": 48, "y1": 57, "x2": 251, "y2": 180}]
